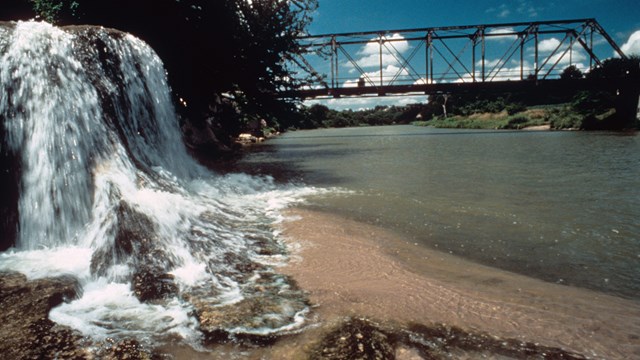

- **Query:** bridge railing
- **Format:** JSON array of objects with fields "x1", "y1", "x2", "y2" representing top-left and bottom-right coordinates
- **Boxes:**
[{"x1": 290, "y1": 18, "x2": 627, "y2": 99}]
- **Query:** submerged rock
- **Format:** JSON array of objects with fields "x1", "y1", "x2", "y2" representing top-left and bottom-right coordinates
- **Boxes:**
[
  {"x1": 92, "y1": 338, "x2": 164, "y2": 360},
  {"x1": 132, "y1": 266, "x2": 179, "y2": 302},
  {"x1": 401, "y1": 323, "x2": 588, "y2": 359},
  {"x1": 309, "y1": 317, "x2": 588, "y2": 360},
  {"x1": 192, "y1": 272, "x2": 309, "y2": 345},
  {"x1": 310, "y1": 318, "x2": 395, "y2": 360},
  {"x1": 0, "y1": 271, "x2": 87, "y2": 359},
  {"x1": 90, "y1": 201, "x2": 183, "y2": 304},
  {"x1": 90, "y1": 202, "x2": 162, "y2": 268}
]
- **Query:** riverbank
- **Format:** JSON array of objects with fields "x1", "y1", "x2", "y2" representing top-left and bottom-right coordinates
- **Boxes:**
[
  {"x1": 274, "y1": 208, "x2": 640, "y2": 359},
  {"x1": 413, "y1": 108, "x2": 551, "y2": 130},
  {"x1": 412, "y1": 104, "x2": 634, "y2": 131}
]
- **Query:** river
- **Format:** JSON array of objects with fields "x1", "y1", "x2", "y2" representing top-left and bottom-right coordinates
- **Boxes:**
[{"x1": 234, "y1": 125, "x2": 640, "y2": 300}]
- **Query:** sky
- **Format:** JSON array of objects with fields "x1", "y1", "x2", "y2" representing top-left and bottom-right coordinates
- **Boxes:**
[{"x1": 302, "y1": 0, "x2": 640, "y2": 110}]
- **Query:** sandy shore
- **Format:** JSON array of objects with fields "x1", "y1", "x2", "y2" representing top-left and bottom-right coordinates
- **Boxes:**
[
  {"x1": 522, "y1": 124, "x2": 552, "y2": 130},
  {"x1": 275, "y1": 208, "x2": 640, "y2": 359}
]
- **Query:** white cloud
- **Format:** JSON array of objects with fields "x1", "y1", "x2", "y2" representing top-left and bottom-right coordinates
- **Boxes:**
[
  {"x1": 358, "y1": 33, "x2": 410, "y2": 56},
  {"x1": 487, "y1": 27, "x2": 515, "y2": 35},
  {"x1": 304, "y1": 95, "x2": 427, "y2": 111},
  {"x1": 547, "y1": 49, "x2": 587, "y2": 66},
  {"x1": 538, "y1": 38, "x2": 561, "y2": 52},
  {"x1": 477, "y1": 58, "x2": 505, "y2": 68},
  {"x1": 621, "y1": 30, "x2": 640, "y2": 56},
  {"x1": 413, "y1": 78, "x2": 436, "y2": 85},
  {"x1": 527, "y1": 41, "x2": 587, "y2": 68},
  {"x1": 344, "y1": 64, "x2": 410, "y2": 87},
  {"x1": 348, "y1": 33, "x2": 411, "y2": 69},
  {"x1": 455, "y1": 59, "x2": 534, "y2": 82},
  {"x1": 354, "y1": 53, "x2": 403, "y2": 69},
  {"x1": 486, "y1": 27, "x2": 518, "y2": 41}
]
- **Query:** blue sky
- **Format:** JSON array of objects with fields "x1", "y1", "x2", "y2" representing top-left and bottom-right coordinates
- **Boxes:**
[
  {"x1": 308, "y1": 0, "x2": 640, "y2": 44},
  {"x1": 303, "y1": 0, "x2": 640, "y2": 109}
]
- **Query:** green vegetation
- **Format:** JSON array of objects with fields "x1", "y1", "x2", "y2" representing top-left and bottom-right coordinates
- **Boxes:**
[
  {"x1": 423, "y1": 109, "x2": 549, "y2": 130},
  {"x1": 293, "y1": 104, "x2": 426, "y2": 129},
  {"x1": 30, "y1": 0, "x2": 78, "y2": 23}
]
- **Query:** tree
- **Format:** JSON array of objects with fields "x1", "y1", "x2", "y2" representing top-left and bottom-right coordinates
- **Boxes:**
[
  {"x1": 560, "y1": 65, "x2": 583, "y2": 80},
  {"x1": 587, "y1": 56, "x2": 640, "y2": 80},
  {"x1": 582, "y1": 56, "x2": 640, "y2": 129}
]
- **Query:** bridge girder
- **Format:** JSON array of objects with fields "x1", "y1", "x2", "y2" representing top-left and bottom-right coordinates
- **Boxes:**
[{"x1": 289, "y1": 18, "x2": 630, "y2": 100}]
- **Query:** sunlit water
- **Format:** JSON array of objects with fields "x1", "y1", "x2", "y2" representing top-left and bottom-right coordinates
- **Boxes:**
[
  {"x1": 235, "y1": 125, "x2": 640, "y2": 300},
  {"x1": 0, "y1": 21, "x2": 325, "y2": 348}
]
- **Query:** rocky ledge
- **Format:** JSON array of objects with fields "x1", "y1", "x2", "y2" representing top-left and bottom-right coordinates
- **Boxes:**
[{"x1": 0, "y1": 271, "x2": 87, "y2": 359}]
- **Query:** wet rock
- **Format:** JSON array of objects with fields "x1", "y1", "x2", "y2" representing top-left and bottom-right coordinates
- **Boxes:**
[
  {"x1": 132, "y1": 266, "x2": 179, "y2": 302},
  {"x1": 0, "y1": 271, "x2": 88, "y2": 359},
  {"x1": 91, "y1": 200, "x2": 172, "y2": 279},
  {"x1": 309, "y1": 318, "x2": 395, "y2": 360},
  {"x1": 309, "y1": 318, "x2": 589, "y2": 360},
  {"x1": 182, "y1": 116, "x2": 233, "y2": 155},
  {"x1": 92, "y1": 338, "x2": 165, "y2": 360},
  {"x1": 401, "y1": 323, "x2": 588, "y2": 359},
  {"x1": 90, "y1": 201, "x2": 182, "y2": 304},
  {"x1": 193, "y1": 272, "x2": 309, "y2": 345},
  {"x1": 224, "y1": 251, "x2": 267, "y2": 275}
]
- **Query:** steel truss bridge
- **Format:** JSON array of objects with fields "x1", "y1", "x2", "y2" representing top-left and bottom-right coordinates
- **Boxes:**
[{"x1": 290, "y1": 18, "x2": 634, "y2": 99}]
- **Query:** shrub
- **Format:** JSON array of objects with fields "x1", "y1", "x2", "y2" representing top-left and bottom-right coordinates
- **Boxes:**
[
  {"x1": 547, "y1": 107, "x2": 584, "y2": 129},
  {"x1": 505, "y1": 102, "x2": 527, "y2": 115}
]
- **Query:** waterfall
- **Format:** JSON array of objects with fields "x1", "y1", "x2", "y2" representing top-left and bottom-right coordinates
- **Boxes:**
[{"x1": 0, "y1": 21, "x2": 318, "y2": 347}]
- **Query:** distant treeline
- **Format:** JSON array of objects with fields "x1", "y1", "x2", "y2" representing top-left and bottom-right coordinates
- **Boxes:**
[{"x1": 294, "y1": 59, "x2": 640, "y2": 131}]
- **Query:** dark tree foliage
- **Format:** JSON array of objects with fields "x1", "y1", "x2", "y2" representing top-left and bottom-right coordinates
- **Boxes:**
[
  {"x1": 579, "y1": 56, "x2": 640, "y2": 129},
  {"x1": 587, "y1": 56, "x2": 640, "y2": 79},
  {"x1": 560, "y1": 65, "x2": 584, "y2": 80}
]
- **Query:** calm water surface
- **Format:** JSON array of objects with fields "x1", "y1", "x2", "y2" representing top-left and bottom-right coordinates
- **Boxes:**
[{"x1": 237, "y1": 125, "x2": 640, "y2": 300}]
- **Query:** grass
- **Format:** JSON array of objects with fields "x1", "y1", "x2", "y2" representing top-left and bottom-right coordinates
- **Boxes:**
[
  {"x1": 415, "y1": 108, "x2": 551, "y2": 130},
  {"x1": 409, "y1": 105, "x2": 628, "y2": 130}
]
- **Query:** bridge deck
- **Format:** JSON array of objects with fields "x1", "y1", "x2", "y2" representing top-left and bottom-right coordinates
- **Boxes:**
[{"x1": 293, "y1": 78, "x2": 638, "y2": 99}]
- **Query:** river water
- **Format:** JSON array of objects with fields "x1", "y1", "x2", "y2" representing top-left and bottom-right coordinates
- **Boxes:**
[{"x1": 236, "y1": 125, "x2": 640, "y2": 300}]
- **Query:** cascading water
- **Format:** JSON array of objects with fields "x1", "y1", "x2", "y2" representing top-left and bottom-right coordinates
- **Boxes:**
[{"x1": 0, "y1": 21, "x2": 321, "y2": 348}]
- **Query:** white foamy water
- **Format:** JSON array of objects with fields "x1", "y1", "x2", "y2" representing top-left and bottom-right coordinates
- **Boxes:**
[{"x1": 0, "y1": 21, "x2": 326, "y2": 347}]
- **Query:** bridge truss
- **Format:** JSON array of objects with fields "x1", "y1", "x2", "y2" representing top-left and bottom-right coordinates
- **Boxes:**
[{"x1": 291, "y1": 18, "x2": 628, "y2": 99}]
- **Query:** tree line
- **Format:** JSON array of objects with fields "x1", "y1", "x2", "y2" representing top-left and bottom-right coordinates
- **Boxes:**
[{"x1": 296, "y1": 60, "x2": 640, "y2": 131}]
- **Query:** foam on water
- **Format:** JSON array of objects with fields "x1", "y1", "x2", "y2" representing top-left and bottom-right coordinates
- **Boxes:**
[
  {"x1": 49, "y1": 281, "x2": 201, "y2": 344},
  {"x1": 0, "y1": 21, "x2": 330, "y2": 348},
  {"x1": 0, "y1": 247, "x2": 92, "y2": 280}
]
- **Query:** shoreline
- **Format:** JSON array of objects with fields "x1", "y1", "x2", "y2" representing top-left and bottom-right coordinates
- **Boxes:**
[{"x1": 276, "y1": 208, "x2": 640, "y2": 359}]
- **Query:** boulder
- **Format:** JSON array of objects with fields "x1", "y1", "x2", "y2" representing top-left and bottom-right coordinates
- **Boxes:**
[{"x1": 0, "y1": 271, "x2": 87, "y2": 359}]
